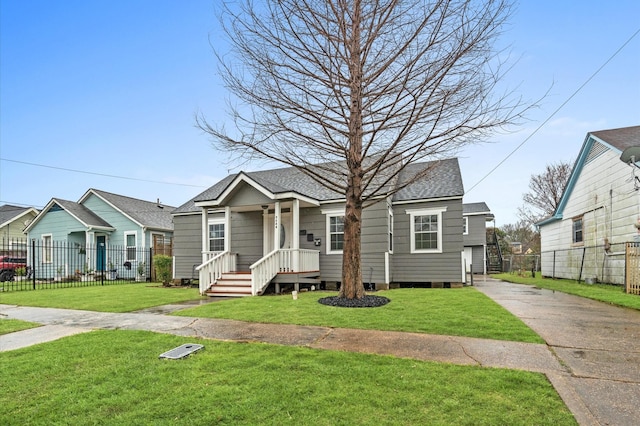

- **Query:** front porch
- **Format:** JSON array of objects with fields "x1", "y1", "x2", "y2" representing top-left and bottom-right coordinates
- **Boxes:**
[{"x1": 197, "y1": 249, "x2": 320, "y2": 296}]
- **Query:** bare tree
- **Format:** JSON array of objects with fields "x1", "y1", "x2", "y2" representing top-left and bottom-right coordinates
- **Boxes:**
[
  {"x1": 198, "y1": 0, "x2": 529, "y2": 299},
  {"x1": 518, "y1": 161, "x2": 572, "y2": 225}
]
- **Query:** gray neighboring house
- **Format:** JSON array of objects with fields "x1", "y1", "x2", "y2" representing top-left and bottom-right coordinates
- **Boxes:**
[
  {"x1": 463, "y1": 202, "x2": 494, "y2": 274},
  {"x1": 172, "y1": 158, "x2": 466, "y2": 296}
]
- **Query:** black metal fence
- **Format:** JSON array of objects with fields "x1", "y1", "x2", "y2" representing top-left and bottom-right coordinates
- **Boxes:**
[{"x1": 0, "y1": 238, "x2": 163, "y2": 292}]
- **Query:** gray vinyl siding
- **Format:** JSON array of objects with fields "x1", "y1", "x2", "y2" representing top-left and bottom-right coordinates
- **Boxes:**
[
  {"x1": 298, "y1": 202, "x2": 389, "y2": 284},
  {"x1": 463, "y1": 215, "x2": 487, "y2": 246},
  {"x1": 230, "y1": 211, "x2": 263, "y2": 270},
  {"x1": 390, "y1": 199, "x2": 463, "y2": 283},
  {"x1": 227, "y1": 182, "x2": 272, "y2": 208},
  {"x1": 173, "y1": 213, "x2": 202, "y2": 279}
]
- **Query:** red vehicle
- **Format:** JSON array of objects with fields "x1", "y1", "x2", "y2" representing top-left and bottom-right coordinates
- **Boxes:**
[{"x1": 0, "y1": 256, "x2": 28, "y2": 282}]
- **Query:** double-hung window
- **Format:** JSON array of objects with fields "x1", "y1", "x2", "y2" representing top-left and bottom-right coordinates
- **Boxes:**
[
  {"x1": 407, "y1": 208, "x2": 446, "y2": 253},
  {"x1": 572, "y1": 217, "x2": 583, "y2": 244},
  {"x1": 125, "y1": 232, "x2": 137, "y2": 261},
  {"x1": 208, "y1": 220, "x2": 225, "y2": 252},
  {"x1": 323, "y1": 209, "x2": 345, "y2": 254},
  {"x1": 42, "y1": 234, "x2": 52, "y2": 263}
]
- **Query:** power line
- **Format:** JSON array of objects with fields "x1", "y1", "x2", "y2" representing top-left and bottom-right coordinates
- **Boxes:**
[
  {"x1": 0, "y1": 157, "x2": 209, "y2": 188},
  {"x1": 466, "y1": 27, "x2": 640, "y2": 194}
]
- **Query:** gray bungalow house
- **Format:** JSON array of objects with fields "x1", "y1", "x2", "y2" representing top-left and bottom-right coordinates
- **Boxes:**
[
  {"x1": 24, "y1": 189, "x2": 174, "y2": 281},
  {"x1": 172, "y1": 158, "x2": 466, "y2": 296},
  {"x1": 463, "y1": 202, "x2": 494, "y2": 274}
]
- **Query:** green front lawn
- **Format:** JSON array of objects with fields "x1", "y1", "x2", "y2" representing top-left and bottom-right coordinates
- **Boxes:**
[
  {"x1": 174, "y1": 288, "x2": 544, "y2": 343},
  {"x1": 0, "y1": 318, "x2": 41, "y2": 335},
  {"x1": 492, "y1": 273, "x2": 640, "y2": 310},
  {"x1": 0, "y1": 330, "x2": 575, "y2": 425},
  {"x1": 0, "y1": 283, "x2": 205, "y2": 312}
]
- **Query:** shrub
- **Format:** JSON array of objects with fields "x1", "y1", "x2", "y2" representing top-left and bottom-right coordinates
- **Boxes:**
[{"x1": 153, "y1": 255, "x2": 172, "y2": 286}]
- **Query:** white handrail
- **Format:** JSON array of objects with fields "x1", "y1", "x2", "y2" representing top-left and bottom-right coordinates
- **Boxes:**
[
  {"x1": 196, "y1": 251, "x2": 236, "y2": 294},
  {"x1": 250, "y1": 249, "x2": 320, "y2": 295}
]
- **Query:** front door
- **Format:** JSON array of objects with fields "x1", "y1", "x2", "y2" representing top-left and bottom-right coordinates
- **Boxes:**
[
  {"x1": 96, "y1": 236, "x2": 106, "y2": 272},
  {"x1": 265, "y1": 212, "x2": 293, "y2": 253}
]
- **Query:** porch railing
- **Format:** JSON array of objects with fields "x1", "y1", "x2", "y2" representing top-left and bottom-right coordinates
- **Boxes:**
[
  {"x1": 250, "y1": 249, "x2": 320, "y2": 295},
  {"x1": 196, "y1": 251, "x2": 237, "y2": 294}
]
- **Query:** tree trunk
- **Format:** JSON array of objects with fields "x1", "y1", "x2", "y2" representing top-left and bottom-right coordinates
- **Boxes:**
[
  {"x1": 339, "y1": 178, "x2": 365, "y2": 299},
  {"x1": 339, "y1": 0, "x2": 365, "y2": 300}
]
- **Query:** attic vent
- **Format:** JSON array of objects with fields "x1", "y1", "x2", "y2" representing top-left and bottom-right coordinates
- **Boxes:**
[{"x1": 585, "y1": 140, "x2": 607, "y2": 164}]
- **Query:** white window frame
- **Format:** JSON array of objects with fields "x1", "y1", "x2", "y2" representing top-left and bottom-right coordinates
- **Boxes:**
[
  {"x1": 125, "y1": 232, "x2": 137, "y2": 261},
  {"x1": 208, "y1": 218, "x2": 225, "y2": 252},
  {"x1": 572, "y1": 216, "x2": 584, "y2": 245},
  {"x1": 42, "y1": 234, "x2": 53, "y2": 263},
  {"x1": 406, "y1": 207, "x2": 447, "y2": 254},
  {"x1": 323, "y1": 209, "x2": 345, "y2": 255},
  {"x1": 463, "y1": 217, "x2": 469, "y2": 235}
]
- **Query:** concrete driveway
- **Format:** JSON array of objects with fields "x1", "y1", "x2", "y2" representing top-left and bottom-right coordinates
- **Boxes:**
[{"x1": 475, "y1": 276, "x2": 640, "y2": 426}]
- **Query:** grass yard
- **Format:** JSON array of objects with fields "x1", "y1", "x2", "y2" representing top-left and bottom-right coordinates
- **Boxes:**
[
  {"x1": 0, "y1": 330, "x2": 576, "y2": 426},
  {"x1": 493, "y1": 273, "x2": 640, "y2": 311},
  {"x1": 0, "y1": 283, "x2": 204, "y2": 312},
  {"x1": 174, "y1": 288, "x2": 544, "y2": 343},
  {"x1": 0, "y1": 318, "x2": 41, "y2": 335}
]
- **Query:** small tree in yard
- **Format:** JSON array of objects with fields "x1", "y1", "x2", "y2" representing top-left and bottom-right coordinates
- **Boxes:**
[
  {"x1": 153, "y1": 255, "x2": 172, "y2": 286},
  {"x1": 518, "y1": 161, "x2": 572, "y2": 226},
  {"x1": 199, "y1": 0, "x2": 531, "y2": 300}
]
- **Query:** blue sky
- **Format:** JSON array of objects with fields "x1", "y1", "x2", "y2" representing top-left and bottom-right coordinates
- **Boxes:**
[{"x1": 1, "y1": 0, "x2": 639, "y2": 226}]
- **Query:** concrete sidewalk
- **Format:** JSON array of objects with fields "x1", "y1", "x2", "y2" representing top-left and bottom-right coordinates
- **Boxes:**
[
  {"x1": 0, "y1": 303, "x2": 561, "y2": 374},
  {"x1": 2, "y1": 277, "x2": 640, "y2": 425}
]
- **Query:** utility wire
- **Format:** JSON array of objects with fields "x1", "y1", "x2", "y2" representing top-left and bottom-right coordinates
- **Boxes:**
[
  {"x1": 0, "y1": 157, "x2": 208, "y2": 188},
  {"x1": 466, "y1": 27, "x2": 640, "y2": 194}
]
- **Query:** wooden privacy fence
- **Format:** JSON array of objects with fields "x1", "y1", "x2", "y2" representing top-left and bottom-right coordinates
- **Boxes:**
[{"x1": 626, "y1": 242, "x2": 640, "y2": 295}]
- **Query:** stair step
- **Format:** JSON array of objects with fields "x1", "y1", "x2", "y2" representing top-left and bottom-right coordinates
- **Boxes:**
[{"x1": 205, "y1": 272, "x2": 253, "y2": 297}]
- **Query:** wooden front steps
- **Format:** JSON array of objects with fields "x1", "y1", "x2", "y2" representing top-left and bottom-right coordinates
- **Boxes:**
[{"x1": 204, "y1": 272, "x2": 252, "y2": 297}]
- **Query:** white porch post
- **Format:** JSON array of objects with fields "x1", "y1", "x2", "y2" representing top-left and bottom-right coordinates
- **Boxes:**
[
  {"x1": 201, "y1": 207, "x2": 208, "y2": 263},
  {"x1": 224, "y1": 206, "x2": 231, "y2": 252},
  {"x1": 274, "y1": 201, "x2": 281, "y2": 250},
  {"x1": 292, "y1": 198, "x2": 300, "y2": 271}
]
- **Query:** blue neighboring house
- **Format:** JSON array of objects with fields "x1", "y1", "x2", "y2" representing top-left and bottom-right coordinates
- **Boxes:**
[{"x1": 24, "y1": 189, "x2": 174, "y2": 280}]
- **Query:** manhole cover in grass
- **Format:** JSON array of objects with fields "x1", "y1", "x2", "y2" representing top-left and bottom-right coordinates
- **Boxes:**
[{"x1": 159, "y1": 343, "x2": 204, "y2": 359}]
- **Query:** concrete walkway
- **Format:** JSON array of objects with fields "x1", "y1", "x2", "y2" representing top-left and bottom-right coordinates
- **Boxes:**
[
  {"x1": 2, "y1": 277, "x2": 640, "y2": 425},
  {"x1": 474, "y1": 276, "x2": 640, "y2": 426}
]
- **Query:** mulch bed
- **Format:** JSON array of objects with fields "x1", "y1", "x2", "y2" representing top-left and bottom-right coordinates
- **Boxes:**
[{"x1": 318, "y1": 295, "x2": 390, "y2": 308}]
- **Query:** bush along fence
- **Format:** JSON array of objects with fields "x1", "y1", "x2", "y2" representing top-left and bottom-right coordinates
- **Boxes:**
[{"x1": 0, "y1": 238, "x2": 170, "y2": 292}]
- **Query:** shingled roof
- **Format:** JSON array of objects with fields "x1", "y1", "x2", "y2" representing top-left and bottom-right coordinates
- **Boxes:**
[
  {"x1": 174, "y1": 158, "x2": 463, "y2": 214},
  {"x1": 86, "y1": 189, "x2": 175, "y2": 231},
  {"x1": 0, "y1": 204, "x2": 38, "y2": 228},
  {"x1": 53, "y1": 199, "x2": 114, "y2": 229},
  {"x1": 591, "y1": 125, "x2": 640, "y2": 151}
]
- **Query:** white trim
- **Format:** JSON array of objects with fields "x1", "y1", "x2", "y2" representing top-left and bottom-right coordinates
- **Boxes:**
[
  {"x1": 207, "y1": 217, "x2": 226, "y2": 252},
  {"x1": 323, "y1": 208, "x2": 345, "y2": 255},
  {"x1": 124, "y1": 231, "x2": 137, "y2": 261},
  {"x1": 42, "y1": 234, "x2": 53, "y2": 263},
  {"x1": 406, "y1": 207, "x2": 447, "y2": 254},
  {"x1": 463, "y1": 217, "x2": 469, "y2": 235},
  {"x1": 393, "y1": 195, "x2": 462, "y2": 206},
  {"x1": 388, "y1": 207, "x2": 394, "y2": 253}
]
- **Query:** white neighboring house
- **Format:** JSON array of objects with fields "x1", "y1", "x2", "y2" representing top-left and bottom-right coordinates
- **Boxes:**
[{"x1": 537, "y1": 125, "x2": 640, "y2": 285}]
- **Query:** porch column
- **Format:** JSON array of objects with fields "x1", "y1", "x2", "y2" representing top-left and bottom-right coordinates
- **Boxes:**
[
  {"x1": 274, "y1": 201, "x2": 281, "y2": 250},
  {"x1": 201, "y1": 207, "x2": 208, "y2": 263},
  {"x1": 292, "y1": 198, "x2": 300, "y2": 271},
  {"x1": 224, "y1": 206, "x2": 231, "y2": 252}
]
